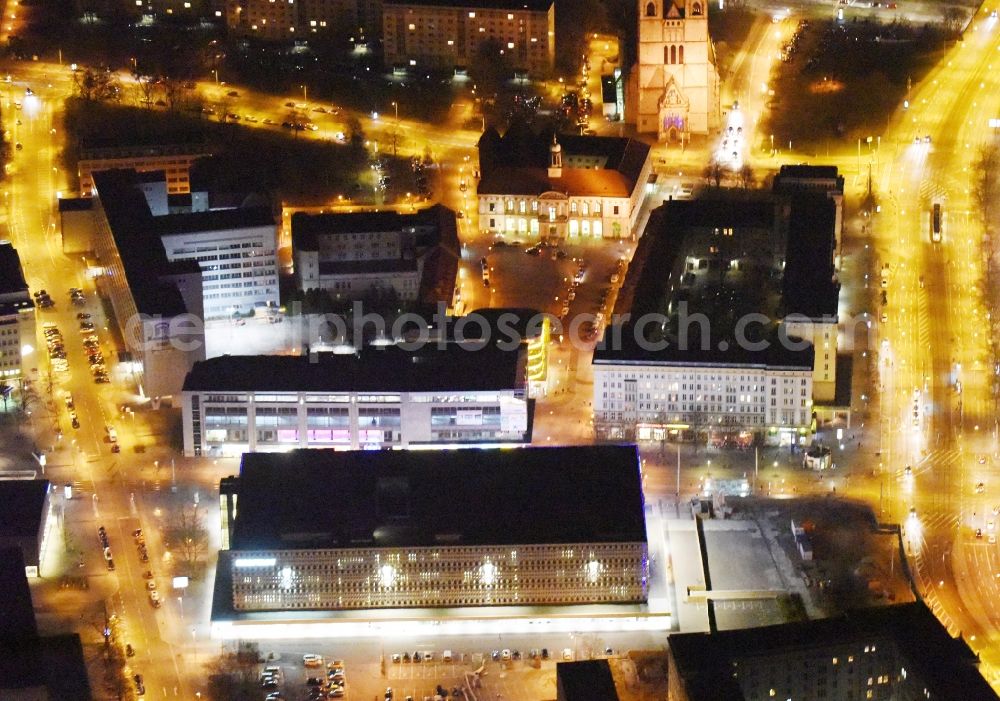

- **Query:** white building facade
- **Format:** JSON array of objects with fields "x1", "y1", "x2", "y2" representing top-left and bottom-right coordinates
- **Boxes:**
[
  {"x1": 160, "y1": 222, "x2": 279, "y2": 319},
  {"x1": 183, "y1": 388, "x2": 531, "y2": 456},
  {"x1": 477, "y1": 136, "x2": 653, "y2": 241},
  {"x1": 0, "y1": 244, "x2": 35, "y2": 381},
  {"x1": 593, "y1": 360, "x2": 813, "y2": 445}
]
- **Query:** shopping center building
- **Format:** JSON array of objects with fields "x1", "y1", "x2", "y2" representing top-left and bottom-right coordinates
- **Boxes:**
[
  {"x1": 211, "y1": 445, "x2": 658, "y2": 637},
  {"x1": 180, "y1": 341, "x2": 532, "y2": 456}
]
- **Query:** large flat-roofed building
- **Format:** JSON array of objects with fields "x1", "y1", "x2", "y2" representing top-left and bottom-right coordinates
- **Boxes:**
[
  {"x1": 92, "y1": 170, "x2": 207, "y2": 398},
  {"x1": 180, "y1": 341, "x2": 531, "y2": 456},
  {"x1": 382, "y1": 0, "x2": 555, "y2": 75},
  {"x1": 477, "y1": 128, "x2": 653, "y2": 240},
  {"x1": 594, "y1": 192, "x2": 840, "y2": 445},
  {"x1": 0, "y1": 243, "x2": 35, "y2": 380},
  {"x1": 0, "y1": 480, "x2": 55, "y2": 578},
  {"x1": 93, "y1": 169, "x2": 279, "y2": 321},
  {"x1": 78, "y1": 141, "x2": 210, "y2": 196},
  {"x1": 292, "y1": 205, "x2": 458, "y2": 308},
  {"x1": 667, "y1": 602, "x2": 997, "y2": 701},
  {"x1": 217, "y1": 445, "x2": 648, "y2": 613}
]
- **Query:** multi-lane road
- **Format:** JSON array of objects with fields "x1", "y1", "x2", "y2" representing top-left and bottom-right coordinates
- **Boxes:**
[{"x1": 869, "y1": 5, "x2": 1000, "y2": 682}]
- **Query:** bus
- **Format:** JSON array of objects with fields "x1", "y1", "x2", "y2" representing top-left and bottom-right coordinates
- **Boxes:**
[{"x1": 931, "y1": 202, "x2": 942, "y2": 243}]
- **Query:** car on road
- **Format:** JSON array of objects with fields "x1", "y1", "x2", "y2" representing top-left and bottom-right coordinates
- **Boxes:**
[
  {"x1": 501, "y1": 649, "x2": 511, "y2": 661},
  {"x1": 391, "y1": 653, "x2": 401, "y2": 663},
  {"x1": 303, "y1": 654, "x2": 324, "y2": 667},
  {"x1": 149, "y1": 590, "x2": 160, "y2": 607},
  {"x1": 134, "y1": 674, "x2": 145, "y2": 696},
  {"x1": 976, "y1": 482, "x2": 986, "y2": 494},
  {"x1": 562, "y1": 648, "x2": 574, "y2": 660}
]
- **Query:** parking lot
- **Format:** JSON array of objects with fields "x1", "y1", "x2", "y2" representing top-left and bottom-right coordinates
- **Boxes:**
[{"x1": 247, "y1": 630, "x2": 664, "y2": 701}]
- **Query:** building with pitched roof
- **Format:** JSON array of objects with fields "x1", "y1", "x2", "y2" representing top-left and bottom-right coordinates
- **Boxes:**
[
  {"x1": 477, "y1": 128, "x2": 653, "y2": 240},
  {"x1": 0, "y1": 243, "x2": 35, "y2": 381},
  {"x1": 291, "y1": 205, "x2": 459, "y2": 308},
  {"x1": 630, "y1": 0, "x2": 721, "y2": 140}
]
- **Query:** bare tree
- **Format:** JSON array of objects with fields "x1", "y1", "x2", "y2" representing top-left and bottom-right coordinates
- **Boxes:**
[
  {"x1": 73, "y1": 68, "x2": 122, "y2": 102},
  {"x1": 163, "y1": 504, "x2": 209, "y2": 579},
  {"x1": 737, "y1": 163, "x2": 755, "y2": 189},
  {"x1": 132, "y1": 71, "x2": 157, "y2": 107},
  {"x1": 703, "y1": 160, "x2": 725, "y2": 188},
  {"x1": 974, "y1": 143, "x2": 999, "y2": 227},
  {"x1": 941, "y1": 6, "x2": 965, "y2": 35}
]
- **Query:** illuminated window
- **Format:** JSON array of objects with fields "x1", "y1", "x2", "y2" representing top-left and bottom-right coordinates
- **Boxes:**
[
  {"x1": 447, "y1": 39, "x2": 454, "y2": 45},
  {"x1": 468, "y1": 11, "x2": 475, "y2": 17},
  {"x1": 408, "y1": 22, "x2": 415, "y2": 29},
  {"x1": 507, "y1": 42, "x2": 514, "y2": 49}
]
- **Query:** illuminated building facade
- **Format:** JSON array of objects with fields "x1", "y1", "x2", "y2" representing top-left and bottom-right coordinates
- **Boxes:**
[
  {"x1": 78, "y1": 142, "x2": 209, "y2": 196},
  {"x1": 219, "y1": 446, "x2": 648, "y2": 612},
  {"x1": 0, "y1": 480, "x2": 55, "y2": 578},
  {"x1": 225, "y1": 0, "x2": 357, "y2": 39},
  {"x1": 180, "y1": 342, "x2": 532, "y2": 456},
  {"x1": 0, "y1": 244, "x2": 35, "y2": 381},
  {"x1": 382, "y1": 0, "x2": 555, "y2": 75},
  {"x1": 629, "y1": 0, "x2": 720, "y2": 139},
  {"x1": 477, "y1": 132, "x2": 653, "y2": 241}
]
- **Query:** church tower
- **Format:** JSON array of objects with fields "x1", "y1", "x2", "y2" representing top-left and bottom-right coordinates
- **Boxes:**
[
  {"x1": 630, "y1": 0, "x2": 720, "y2": 140},
  {"x1": 547, "y1": 135, "x2": 563, "y2": 178}
]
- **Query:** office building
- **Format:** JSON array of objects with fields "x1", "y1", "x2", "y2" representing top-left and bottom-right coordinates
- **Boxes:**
[
  {"x1": 0, "y1": 480, "x2": 55, "y2": 578},
  {"x1": 216, "y1": 445, "x2": 647, "y2": 613},
  {"x1": 92, "y1": 170, "x2": 207, "y2": 398},
  {"x1": 382, "y1": 0, "x2": 555, "y2": 75},
  {"x1": 77, "y1": 141, "x2": 210, "y2": 196},
  {"x1": 667, "y1": 602, "x2": 997, "y2": 701},
  {"x1": 629, "y1": 0, "x2": 720, "y2": 139},
  {"x1": 477, "y1": 128, "x2": 653, "y2": 240},
  {"x1": 0, "y1": 243, "x2": 35, "y2": 380},
  {"x1": 292, "y1": 205, "x2": 458, "y2": 307},
  {"x1": 93, "y1": 169, "x2": 279, "y2": 321},
  {"x1": 180, "y1": 341, "x2": 532, "y2": 456},
  {"x1": 594, "y1": 192, "x2": 840, "y2": 445}
]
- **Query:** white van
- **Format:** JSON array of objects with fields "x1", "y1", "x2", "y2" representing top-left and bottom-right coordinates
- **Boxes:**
[
  {"x1": 107, "y1": 426, "x2": 117, "y2": 443},
  {"x1": 442, "y1": 650, "x2": 453, "y2": 663}
]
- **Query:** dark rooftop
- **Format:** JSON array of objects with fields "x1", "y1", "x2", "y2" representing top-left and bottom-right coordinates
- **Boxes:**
[
  {"x1": 0, "y1": 551, "x2": 92, "y2": 699},
  {"x1": 0, "y1": 547, "x2": 36, "y2": 640},
  {"x1": 57, "y1": 197, "x2": 94, "y2": 212},
  {"x1": 593, "y1": 324, "x2": 814, "y2": 369},
  {"x1": 383, "y1": 0, "x2": 552, "y2": 10},
  {"x1": 557, "y1": 660, "x2": 619, "y2": 701},
  {"x1": 477, "y1": 131, "x2": 649, "y2": 198},
  {"x1": 775, "y1": 164, "x2": 842, "y2": 182},
  {"x1": 0, "y1": 243, "x2": 29, "y2": 296},
  {"x1": 150, "y1": 205, "x2": 274, "y2": 237},
  {"x1": 92, "y1": 169, "x2": 191, "y2": 317},
  {"x1": 291, "y1": 204, "x2": 454, "y2": 252},
  {"x1": 0, "y1": 480, "x2": 49, "y2": 538},
  {"x1": 183, "y1": 342, "x2": 525, "y2": 393},
  {"x1": 669, "y1": 602, "x2": 997, "y2": 701},
  {"x1": 229, "y1": 445, "x2": 646, "y2": 550},
  {"x1": 781, "y1": 192, "x2": 840, "y2": 319}
]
